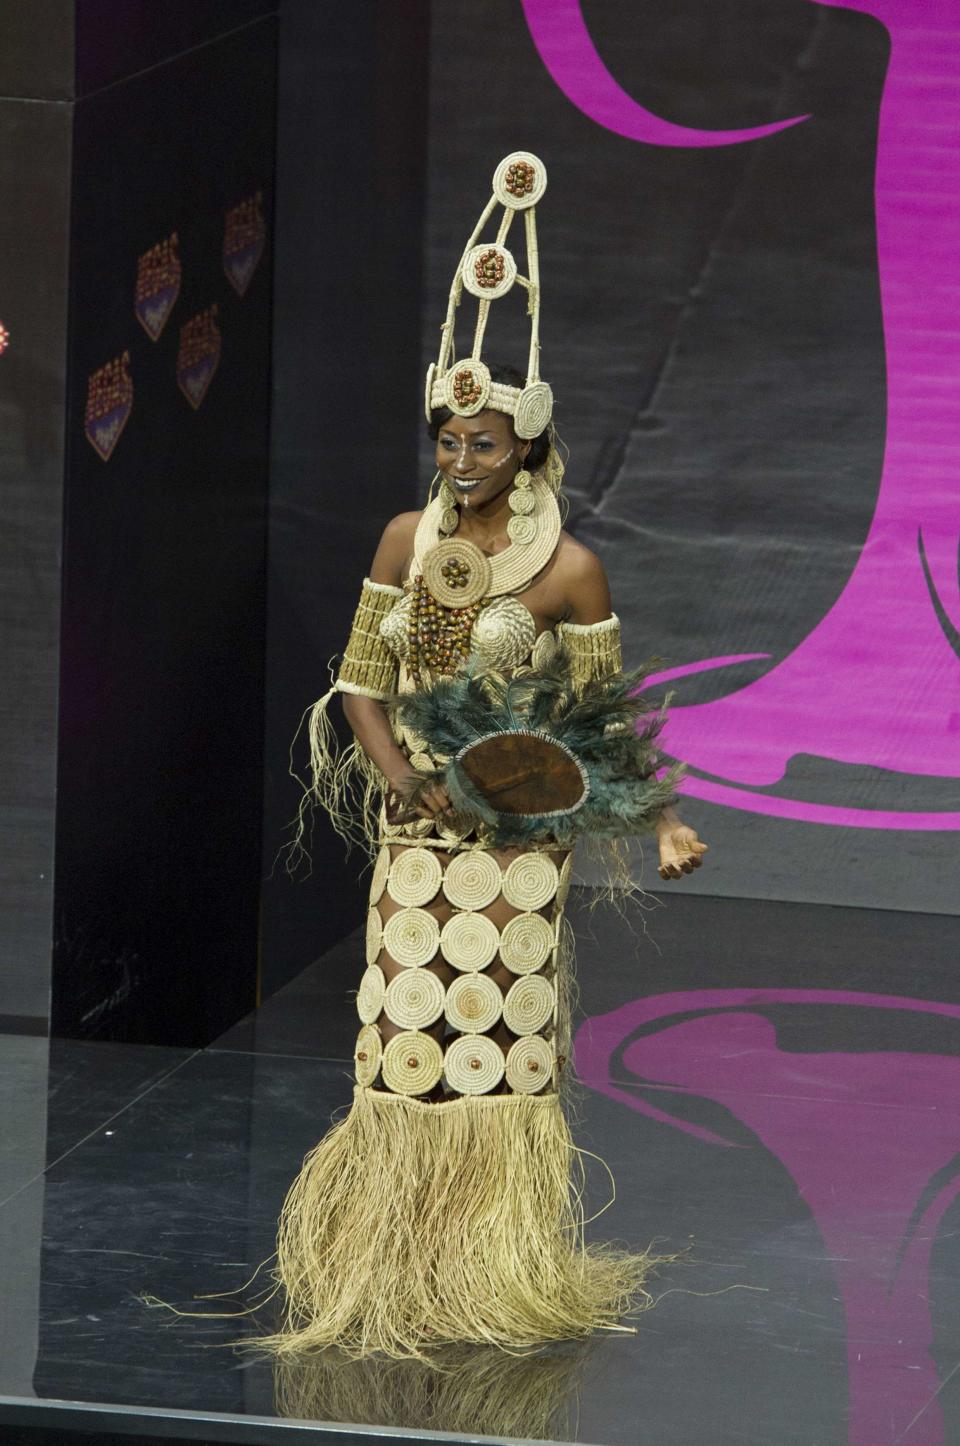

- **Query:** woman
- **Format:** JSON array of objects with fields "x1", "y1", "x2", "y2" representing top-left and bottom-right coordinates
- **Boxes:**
[{"x1": 271, "y1": 154, "x2": 707, "y2": 1361}]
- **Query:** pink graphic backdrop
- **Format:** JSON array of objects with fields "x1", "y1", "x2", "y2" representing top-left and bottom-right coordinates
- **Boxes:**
[{"x1": 523, "y1": 0, "x2": 960, "y2": 830}]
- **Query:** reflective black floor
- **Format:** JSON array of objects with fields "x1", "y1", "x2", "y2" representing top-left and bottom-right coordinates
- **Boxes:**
[{"x1": 2, "y1": 891, "x2": 959, "y2": 1445}]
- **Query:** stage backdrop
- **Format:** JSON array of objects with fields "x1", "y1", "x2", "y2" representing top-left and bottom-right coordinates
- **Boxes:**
[{"x1": 421, "y1": 0, "x2": 960, "y2": 914}]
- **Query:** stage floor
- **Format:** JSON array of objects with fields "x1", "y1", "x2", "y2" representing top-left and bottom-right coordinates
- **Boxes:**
[{"x1": 1, "y1": 890, "x2": 959, "y2": 1445}]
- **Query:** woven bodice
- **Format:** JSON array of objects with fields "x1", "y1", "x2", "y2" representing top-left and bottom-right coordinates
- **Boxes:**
[{"x1": 380, "y1": 588, "x2": 561, "y2": 676}]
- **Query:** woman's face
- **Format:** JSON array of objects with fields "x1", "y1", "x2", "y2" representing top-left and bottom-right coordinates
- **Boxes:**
[{"x1": 435, "y1": 409, "x2": 530, "y2": 509}]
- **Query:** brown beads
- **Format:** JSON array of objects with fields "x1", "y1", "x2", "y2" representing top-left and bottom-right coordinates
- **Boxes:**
[
  {"x1": 505, "y1": 161, "x2": 535, "y2": 199},
  {"x1": 408, "y1": 575, "x2": 486, "y2": 684},
  {"x1": 474, "y1": 247, "x2": 506, "y2": 289},
  {"x1": 452, "y1": 367, "x2": 483, "y2": 409}
]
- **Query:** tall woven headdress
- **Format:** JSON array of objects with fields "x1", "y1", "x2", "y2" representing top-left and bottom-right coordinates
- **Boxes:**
[{"x1": 425, "y1": 151, "x2": 553, "y2": 441}]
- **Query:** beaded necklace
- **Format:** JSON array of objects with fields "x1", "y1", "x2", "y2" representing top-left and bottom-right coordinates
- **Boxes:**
[{"x1": 407, "y1": 574, "x2": 488, "y2": 685}]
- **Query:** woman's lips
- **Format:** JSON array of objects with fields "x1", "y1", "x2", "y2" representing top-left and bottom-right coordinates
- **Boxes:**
[{"x1": 451, "y1": 477, "x2": 482, "y2": 490}]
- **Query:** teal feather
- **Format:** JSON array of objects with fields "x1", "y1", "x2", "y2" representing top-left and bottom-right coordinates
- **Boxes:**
[{"x1": 393, "y1": 656, "x2": 684, "y2": 849}]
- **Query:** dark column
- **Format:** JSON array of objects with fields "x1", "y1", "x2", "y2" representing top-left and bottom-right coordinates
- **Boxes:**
[{"x1": 259, "y1": 0, "x2": 431, "y2": 1001}]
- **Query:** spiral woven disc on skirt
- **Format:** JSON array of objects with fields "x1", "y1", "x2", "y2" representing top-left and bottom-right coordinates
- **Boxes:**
[
  {"x1": 505, "y1": 1035, "x2": 554, "y2": 1094},
  {"x1": 381, "y1": 1031, "x2": 445, "y2": 1096},
  {"x1": 384, "y1": 967, "x2": 446, "y2": 1030},
  {"x1": 499, "y1": 911, "x2": 555, "y2": 975},
  {"x1": 439, "y1": 911, "x2": 501, "y2": 972},
  {"x1": 444, "y1": 1033, "x2": 506, "y2": 1095},
  {"x1": 502, "y1": 852, "x2": 560, "y2": 912},
  {"x1": 356, "y1": 964, "x2": 386, "y2": 1024},
  {"x1": 442, "y1": 850, "x2": 502, "y2": 911},
  {"x1": 401, "y1": 814, "x2": 435, "y2": 838},
  {"x1": 369, "y1": 845, "x2": 391, "y2": 906},
  {"x1": 407, "y1": 751, "x2": 435, "y2": 774},
  {"x1": 387, "y1": 846, "x2": 443, "y2": 908},
  {"x1": 554, "y1": 852, "x2": 574, "y2": 911},
  {"x1": 503, "y1": 973, "x2": 555, "y2": 1035},
  {"x1": 444, "y1": 972, "x2": 503, "y2": 1034},
  {"x1": 382, "y1": 907, "x2": 441, "y2": 969},
  {"x1": 365, "y1": 908, "x2": 384, "y2": 966},
  {"x1": 354, "y1": 1024, "x2": 382, "y2": 1087}
]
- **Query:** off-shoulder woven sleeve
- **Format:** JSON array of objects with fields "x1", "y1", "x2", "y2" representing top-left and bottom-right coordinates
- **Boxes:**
[
  {"x1": 336, "y1": 578, "x2": 404, "y2": 701},
  {"x1": 556, "y1": 613, "x2": 622, "y2": 693}
]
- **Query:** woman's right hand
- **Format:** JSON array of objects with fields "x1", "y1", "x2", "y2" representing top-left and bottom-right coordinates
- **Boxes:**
[{"x1": 386, "y1": 770, "x2": 452, "y2": 823}]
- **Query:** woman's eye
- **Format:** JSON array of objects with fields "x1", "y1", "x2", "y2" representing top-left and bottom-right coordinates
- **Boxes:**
[
  {"x1": 474, "y1": 441, "x2": 493, "y2": 451},
  {"x1": 439, "y1": 438, "x2": 457, "y2": 449}
]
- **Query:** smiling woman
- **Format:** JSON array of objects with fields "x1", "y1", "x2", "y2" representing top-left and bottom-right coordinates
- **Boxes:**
[{"x1": 267, "y1": 153, "x2": 707, "y2": 1361}]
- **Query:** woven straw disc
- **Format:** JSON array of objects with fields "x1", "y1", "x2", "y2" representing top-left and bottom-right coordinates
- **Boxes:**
[
  {"x1": 503, "y1": 974, "x2": 555, "y2": 1036},
  {"x1": 555, "y1": 853, "x2": 574, "y2": 911},
  {"x1": 381, "y1": 1031, "x2": 444, "y2": 1096},
  {"x1": 402, "y1": 814, "x2": 435, "y2": 838},
  {"x1": 369, "y1": 846, "x2": 391, "y2": 906},
  {"x1": 513, "y1": 381, "x2": 554, "y2": 440},
  {"x1": 442, "y1": 850, "x2": 502, "y2": 910},
  {"x1": 387, "y1": 847, "x2": 443, "y2": 907},
  {"x1": 421, "y1": 538, "x2": 493, "y2": 610},
  {"x1": 445, "y1": 972, "x2": 503, "y2": 1034},
  {"x1": 492, "y1": 151, "x2": 547, "y2": 210},
  {"x1": 356, "y1": 964, "x2": 386, "y2": 1024},
  {"x1": 384, "y1": 968, "x2": 445, "y2": 1030},
  {"x1": 444, "y1": 1033, "x2": 506, "y2": 1095},
  {"x1": 470, "y1": 596, "x2": 537, "y2": 670},
  {"x1": 462, "y1": 242, "x2": 518, "y2": 300},
  {"x1": 499, "y1": 911, "x2": 554, "y2": 975},
  {"x1": 508, "y1": 486, "x2": 535, "y2": 516},
  {"x1": 382, "y1": 907, "x2": 440, "y2": 968},
  {"x1": 531, "y1": 629, "x2": 558, "y2": 671},
  {"x1": 440, "y1": 357, "x2": 492, "y2": 418},
  {"x1": 354, "y1": 1024, "x2": 382, "y2": 1087},
  {"x1": 505, "y1": 1035, "x2": 554, "y2": 1094},
  {"x1": 365, "y1": 907, "x2": 384, "y2": 966},
  {"x1": 502, "y1": 852, "x2": 560, "y2": 912},
  {"x1": 506, "y1": 515, "x2": 537, "y2": 547},
  {"x1": 439, "y1": 911, "x2": 500, "y2": 973},
  {"x1": 424, "y1": 362, "x2": 436, "y2": 425},
  {"x1": 402, "y1": 722, "x2": 430, "y2": 755}
]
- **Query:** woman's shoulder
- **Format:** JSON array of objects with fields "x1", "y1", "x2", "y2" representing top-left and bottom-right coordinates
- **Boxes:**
[
  {"x1": 369, "y1": 511, "x2": 423, "y2": 587},
  {"x1": 554, "y1": 530, "x2": 608, "y2": 584}
]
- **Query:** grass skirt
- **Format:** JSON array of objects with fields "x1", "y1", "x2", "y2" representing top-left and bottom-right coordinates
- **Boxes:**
[{"x1": 262, "y1": 1084, "x2": 653, "y2": 1360}]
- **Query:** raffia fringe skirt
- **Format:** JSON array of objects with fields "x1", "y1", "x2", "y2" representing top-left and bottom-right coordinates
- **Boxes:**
[{"x1": 261, "y1": 1084, "x2": 652, "y2": 1360}]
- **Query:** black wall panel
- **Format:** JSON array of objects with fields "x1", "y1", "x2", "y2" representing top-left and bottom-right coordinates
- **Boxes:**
[
  {"x1": 52, "y1": 18, "x2": 277, "y2": 1044},
  {"x1": 258, "y1": 0, "x2": 431, "y2": 1001}
]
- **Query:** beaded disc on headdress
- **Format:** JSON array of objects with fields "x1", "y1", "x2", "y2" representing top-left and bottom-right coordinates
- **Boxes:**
[
  {"x1": 444, "y1": 1033, "x2": 506, "y2": 1095},
  {"x1": 356, "y1": 964, "x2": 386, "y2": 1024},
  {"x1": 384, "y1": 968, "x2": 446, "y2": 1031},
  {"x1": 354, "y1": 1024, "x2": 382, "y2": 1087},
  {"x1": 503, "y1": 973, "x2": 555, "y2": 1035},
  {"x1": 365, "y1": 907, "x2": 384, "y2": 966},
  {"x1": 506, "y1": 1035, "x2": 554, "y2": 1094},
  {"x1": 439, "y1": 911, "x2": 500, "y2": 972},
  {"x1": 442, "y1": 850, "x2": 502, "y2": 911},
  {"x1": 499, "y1": 912, "x2": 555, "y2": 975},
  {"x1": 425, "y1": 151, "x2": 553, "y2": 443},
  {"x1": 382, "y1": 907, "x2": 441, "y2": 969},
  {"x1": 381, "y1": 1031, "x2": 444, "y2": 1096},
  {"x1": 445, "y1": 972, "x2": 504, "y2": 1034},
  {"x1": 369, "y1": 846, "x2": 391, "y2": 905},
  {"x1": 502, "y1": 852, "x2": 560, "y2": 912},
  {"x1": 387, "y1": 847, "x2": 443, "y2": 908}
]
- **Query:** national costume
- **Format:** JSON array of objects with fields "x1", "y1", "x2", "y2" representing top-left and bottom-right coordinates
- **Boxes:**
[{"x1": 271, "y1": 154, "x2": 682, "y2": 1361}]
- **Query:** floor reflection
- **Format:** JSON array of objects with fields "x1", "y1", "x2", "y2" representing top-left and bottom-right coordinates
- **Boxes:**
[{"x1": 275, "y1": 1338, "x2": 593, "y2": 1438}]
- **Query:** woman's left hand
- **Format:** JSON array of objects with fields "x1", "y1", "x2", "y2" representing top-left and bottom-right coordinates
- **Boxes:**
[{"x1": 657, "y1": 824, "x2": 709, "y2": 881}]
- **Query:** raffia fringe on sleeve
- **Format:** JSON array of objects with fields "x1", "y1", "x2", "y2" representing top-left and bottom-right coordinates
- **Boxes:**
[
  {"x1": 290, "y1": 579, "x2": 403, "y2": 862},
  {"x1": 557, "y1": 614, "x2": 622, "y2": 693}
]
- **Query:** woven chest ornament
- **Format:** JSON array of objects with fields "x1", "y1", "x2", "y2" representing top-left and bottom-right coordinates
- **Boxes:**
[{"x1": 425, "y1": 151, "x2": 552, "y2": 441}]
